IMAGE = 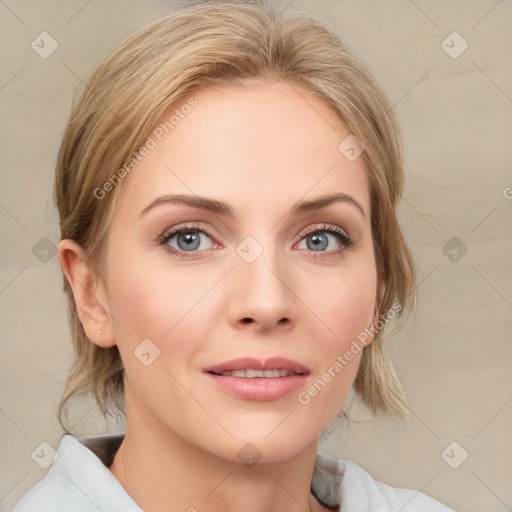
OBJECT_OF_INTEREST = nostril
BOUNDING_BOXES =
[242,318,253,323]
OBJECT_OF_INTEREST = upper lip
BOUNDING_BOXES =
[203,357,309,375]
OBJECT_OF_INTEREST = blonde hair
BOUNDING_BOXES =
[55,0,415,432]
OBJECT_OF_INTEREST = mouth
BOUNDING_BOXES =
[203,357,309,401]
[208,369,307,378]
[203,356,309,376]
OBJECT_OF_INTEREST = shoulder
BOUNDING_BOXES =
[312,453,456,511]
[12,433,140,512]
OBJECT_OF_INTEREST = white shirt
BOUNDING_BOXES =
[12,433,455,511]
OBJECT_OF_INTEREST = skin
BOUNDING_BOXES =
[59,80,383,512]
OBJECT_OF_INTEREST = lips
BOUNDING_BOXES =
[203,357,309,377]
[203,357,310,401]
[216,369,297,378]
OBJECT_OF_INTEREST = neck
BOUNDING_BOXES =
[108,387,332,512]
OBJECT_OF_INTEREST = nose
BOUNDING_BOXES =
[226,244,298,333]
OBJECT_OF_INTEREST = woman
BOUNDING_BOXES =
[13,1,454,510]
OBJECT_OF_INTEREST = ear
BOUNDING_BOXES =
[57,239,116,348]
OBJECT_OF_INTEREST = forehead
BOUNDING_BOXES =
[117,81,370,218]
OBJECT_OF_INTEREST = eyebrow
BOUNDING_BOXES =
[140,192,366,219]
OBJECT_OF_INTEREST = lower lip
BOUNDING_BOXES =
[204,372,308,401]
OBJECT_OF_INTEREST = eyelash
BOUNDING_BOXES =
[157,223,354,260]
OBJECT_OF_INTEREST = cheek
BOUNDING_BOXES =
[311,263,377,346]
[330,284,375,345]
[103,248,217,403]
[104,246,222,354]
[296,262,376,414]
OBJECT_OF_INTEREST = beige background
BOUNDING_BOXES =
[1,1,511,511]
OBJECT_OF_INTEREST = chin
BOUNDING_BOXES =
[206,422,319,466]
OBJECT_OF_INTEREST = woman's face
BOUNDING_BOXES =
[100,81,379,462]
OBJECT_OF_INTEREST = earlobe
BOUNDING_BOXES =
[57,239,116,348]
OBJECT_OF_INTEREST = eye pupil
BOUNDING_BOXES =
[178,231,200,251]
[307,233,328,251]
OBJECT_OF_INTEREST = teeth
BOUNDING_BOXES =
[219,369,295,378]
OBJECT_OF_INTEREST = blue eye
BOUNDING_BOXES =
[158,223,353,259]
[297,225,353,254]
[160,225,217,257]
